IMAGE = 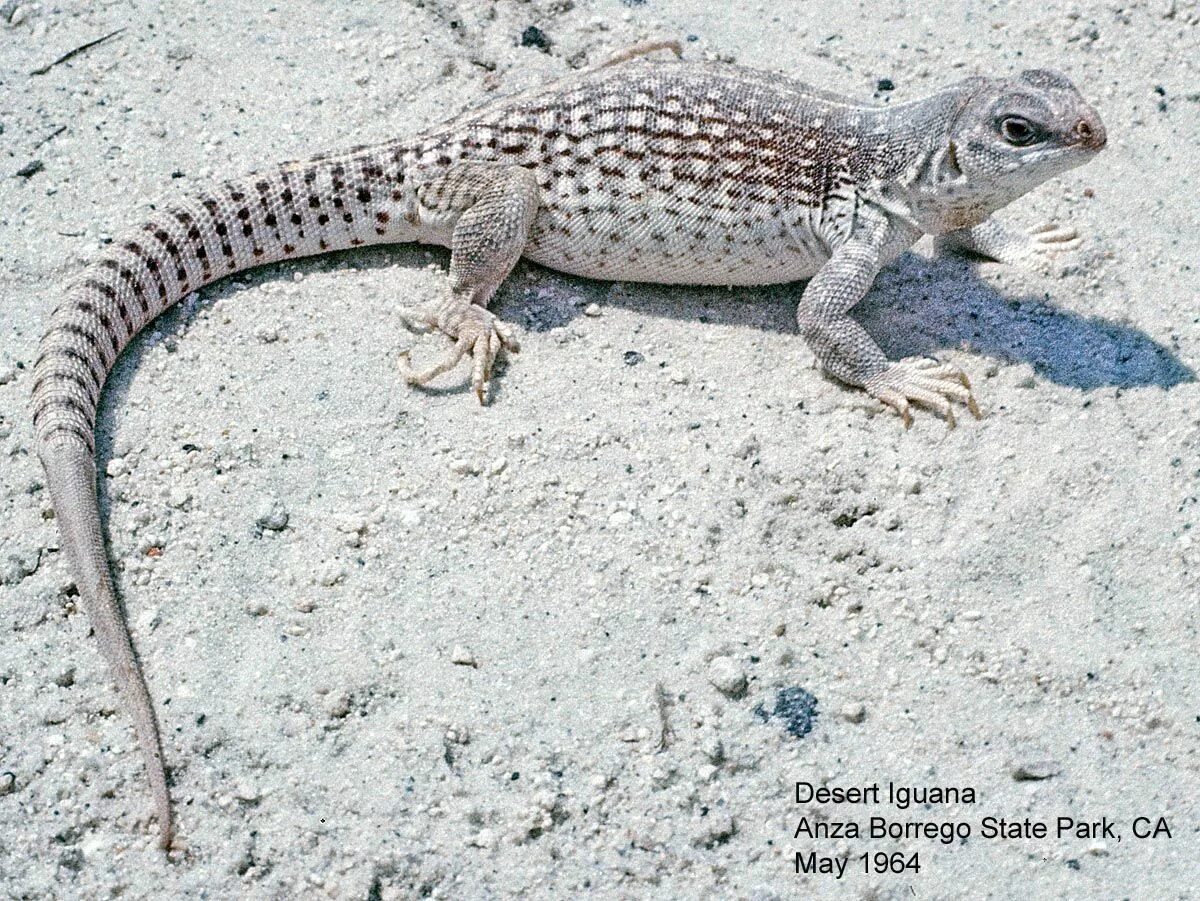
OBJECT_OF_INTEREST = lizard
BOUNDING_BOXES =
[29,50,1106,848]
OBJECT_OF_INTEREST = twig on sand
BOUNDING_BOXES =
[33,125,67,149]
[30,27,126,76]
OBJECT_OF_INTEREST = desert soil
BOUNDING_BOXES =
[1,0,1197,898]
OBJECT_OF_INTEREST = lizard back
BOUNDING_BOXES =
[408,60,894,285]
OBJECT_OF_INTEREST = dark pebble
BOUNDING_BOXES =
[521,26,551,53]
[754,686,819,738]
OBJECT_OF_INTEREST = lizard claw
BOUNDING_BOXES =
[399,301,518,404]
[865,358,981,428]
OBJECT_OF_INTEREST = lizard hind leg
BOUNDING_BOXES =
[399,164,539,403]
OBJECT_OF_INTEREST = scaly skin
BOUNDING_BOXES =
[30,53,1106,848]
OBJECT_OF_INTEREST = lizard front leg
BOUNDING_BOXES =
[938,217,1081,267]
[797,237,980,427]
[400,164,539,403]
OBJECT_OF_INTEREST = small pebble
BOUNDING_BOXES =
[233,781,261,803]
[317,562,346,586]
[839,702,866,724]
[469,828,497,848]
[325,692,352,718]
[449,459,481,476]
[607,509,634,528]
[520,25,550,52]
[450,645,477,667]
[583,303,602,317]
[707,656,747,696]
[255,498,289,532]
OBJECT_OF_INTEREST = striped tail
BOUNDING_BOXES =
[30,140,416,847]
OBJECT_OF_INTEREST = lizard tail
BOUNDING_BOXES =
[39,439,173,849]
[30,140,415,847]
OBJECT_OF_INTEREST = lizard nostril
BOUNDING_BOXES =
[1075,116,1106,150]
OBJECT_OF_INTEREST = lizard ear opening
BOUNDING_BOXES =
[945,140,963,177]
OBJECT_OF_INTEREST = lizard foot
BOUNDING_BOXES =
[864,358,981,428]
[398,300,519,403]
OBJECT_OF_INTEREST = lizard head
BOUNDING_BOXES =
[944,69,1106,202]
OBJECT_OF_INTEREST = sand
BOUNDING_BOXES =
[1,0,1197,897]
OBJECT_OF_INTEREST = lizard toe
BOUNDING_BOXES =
[866,359,981,427]
[401,302,516,403]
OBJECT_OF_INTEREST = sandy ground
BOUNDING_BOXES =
[1,0,1198,898]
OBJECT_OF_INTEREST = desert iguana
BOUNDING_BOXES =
[30,49,1106,847]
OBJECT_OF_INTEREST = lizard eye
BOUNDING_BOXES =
[999,116,1039,146]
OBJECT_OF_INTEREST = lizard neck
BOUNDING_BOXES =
[857,86,1005,235]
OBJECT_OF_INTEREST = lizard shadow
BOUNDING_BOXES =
[93,241,1194,461]
[860,252,1193,391]
[535,248,1193,392]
